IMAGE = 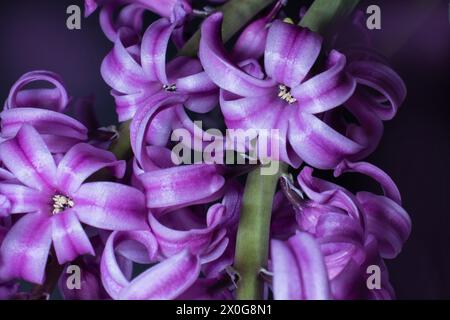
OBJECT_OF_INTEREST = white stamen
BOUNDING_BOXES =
[278,85,297,104]
[163,84,177,92]
[52,195,75,215]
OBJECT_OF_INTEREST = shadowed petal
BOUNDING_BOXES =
[334,160,402,205]
[347,60,406,121]
[357,192,411,259]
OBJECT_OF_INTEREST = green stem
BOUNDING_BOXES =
[299,0,360,34]
[233,0,361,300]
[110,120,132,160]
[234,161,287,300]
[180,0,275,57]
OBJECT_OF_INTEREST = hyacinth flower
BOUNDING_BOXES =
[269,161,411,299]
[1,71,89,153]
[131,146,242,265]
[101,18,218,154]
[200,13,360,169]
[0,125,147,284]
[101,187,241,300]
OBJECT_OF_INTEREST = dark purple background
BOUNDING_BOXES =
[0,0,449,299]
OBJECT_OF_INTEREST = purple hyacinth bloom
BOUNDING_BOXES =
[270,161,411,300]
[200,13,359,169]
[0,125,147,284]
[101,18,218,157]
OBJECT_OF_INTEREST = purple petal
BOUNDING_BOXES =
[140,164,225,209]
[118,250,200,300]
[4,70,69,112]
[115,230,159,264]
[73,182,147,231]
[342,92,384,160]
[288,112,363,169]
[51,210,95,264]
[271,232,331,300]
[57,143,125,194]
[0,213,52,284]
[101,231,133,299]
[0,183,48,214]
[1,108,88,149]
[137,0,192,22]
[141,18,176,84]
[334,160,402,204]
[199,13,276,97]
[148,203,226,258]
[0,124,56,191]
[292,50,356,114]
[357,192,411,259]
[347,60,406,121]
[99,3,145,42]
[101,28,151,94]
[265,20,322,88]
[130,94,184,164]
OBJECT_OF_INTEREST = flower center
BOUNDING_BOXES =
[163,84,177,92]
[278,85,297,104]
[52,194,74,215]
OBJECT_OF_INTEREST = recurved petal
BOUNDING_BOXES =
[74,182,147,231]
[1,108,88,143]
[51,210,95,264]
[199,13,275,97]
[118,250,200,300]
[292,50,356,114]
[0,213,52,284]
[271,232,331,300]
[265,20,322,88]
[101,28,150,94]
[288,112,363,169]
[357,192,411,259]
[140,164,225,209]
[141,18,175,84]
[56,143,125,194]
[347,60,407,121]
[148,203,226,258]
[4,70,69,112]
[0,124,56,191]
[334,160,402,205]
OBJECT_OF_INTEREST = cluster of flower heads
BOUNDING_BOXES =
[0,0,410,299]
